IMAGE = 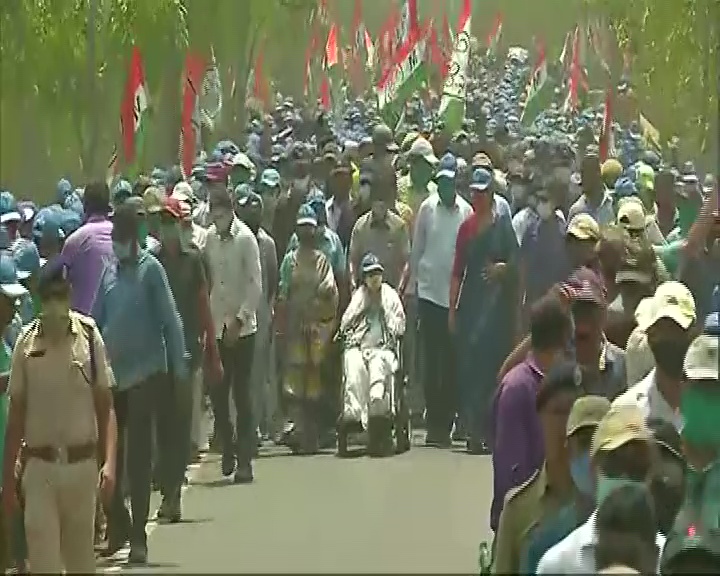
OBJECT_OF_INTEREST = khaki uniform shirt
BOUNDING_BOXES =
[349,210,410,289]
[8,312,114,448]
[493,465,570,575]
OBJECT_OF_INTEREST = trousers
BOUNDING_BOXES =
[23,458,97,574]
[210,334,256,464]
[418,298,456,439]
[342,347,396,429]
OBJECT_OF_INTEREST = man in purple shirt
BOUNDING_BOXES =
[61,181,114,315]
[490,293,572,532]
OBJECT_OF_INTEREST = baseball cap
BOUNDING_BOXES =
[0,252,28,299]
[260,168,281,188]
[17,201,37,224]
[635,162,655,192]
[231,152,255,173]
[296,203,317,226]
[407,137,438,165]
[162,196,188,220]
[0,191,21,224]
[591,404,652,457]
[617,198,646,231]
[237,191,263,210]
[361,252,384,275]
[372,123,399,152]
[142,186,165,214]
[638,281,696,331]
[472,152,494,170]
[469,168,493,192]
[566,395,612,437]
[12,239,45,280]
[171,181,195,204]
[567,213,601,241]
[684,334,719,381]
[436,153,458,180]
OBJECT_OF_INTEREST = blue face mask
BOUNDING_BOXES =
[595,473,647,507]
[112,240,133,261]
[570,452,594,497]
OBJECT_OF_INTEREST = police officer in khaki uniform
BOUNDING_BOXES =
[1,260,117,574]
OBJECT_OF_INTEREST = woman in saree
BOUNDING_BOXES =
[449,167,519,455]
[276,203,339,454]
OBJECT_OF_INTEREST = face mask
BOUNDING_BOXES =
[537,200,554,220]
[293,176,310,194]
[297,228,315,247]
[137,221,149,248]
[681,386,720,446]
[365,274,383,291]
[371,201,387,220]
[112,240,133,261]
[179,226,194,250]
[40,297,70,329]
[437,180,456,206]
[160,222,180,244]
[596,473,648,507]
[510,184,526,205]
[649,338,690,379]
[570,451,594,497]
[211,210,233,232]
[359,183,371,202]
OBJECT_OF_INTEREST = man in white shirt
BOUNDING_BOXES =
[404,153,472,447]
[614,281,697,431]
[204,181,263,484]
[537,404,665,574]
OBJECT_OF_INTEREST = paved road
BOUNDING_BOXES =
[102,434,493,574]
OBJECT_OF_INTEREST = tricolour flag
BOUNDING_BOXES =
[437,0,472,133]
[200,46,222,132]
[120,46,148,173]
[485,12,503,59]
[377,24,428,127]
[520,41,553,127]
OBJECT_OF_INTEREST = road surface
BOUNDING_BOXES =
[101,434,493,574]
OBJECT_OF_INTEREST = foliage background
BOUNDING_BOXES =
[0,0,716,202]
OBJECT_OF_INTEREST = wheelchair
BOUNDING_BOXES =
[336,335,412,457]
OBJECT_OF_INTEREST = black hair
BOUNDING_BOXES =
[596,484,659,574]
[111,202,140,238]
[529,293,571,352]
[83,181,110,216]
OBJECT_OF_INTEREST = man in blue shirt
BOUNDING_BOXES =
[93,202,187,565]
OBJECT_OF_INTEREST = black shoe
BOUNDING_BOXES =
[233,461,254,484]
[221,452,236,476]
[157,495,181,523]
[128,541,148,565]
[104,514,131,556]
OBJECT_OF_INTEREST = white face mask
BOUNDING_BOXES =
[359,183,371,201]
[537,200,554,220]
[293,176,310,193]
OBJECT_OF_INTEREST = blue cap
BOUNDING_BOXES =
[361,252,384,275]
[33,206,66,241]
[12,239,45,279]
[469,168,493,191]
[614,176,638,198]
[233,183,253,201]
[56,178,73,203]
[436,152,458,180]
[296,203,317,226]
[0,252,28,299]
[214,140,240,157]
[0,190,21,224]
[260,168,281,188]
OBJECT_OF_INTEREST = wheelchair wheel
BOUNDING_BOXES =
[336,425,350,458]
[394,377,412,454]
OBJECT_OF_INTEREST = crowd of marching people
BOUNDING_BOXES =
[0,45,717,574]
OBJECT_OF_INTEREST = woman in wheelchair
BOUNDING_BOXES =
[276,204,339,454]
[337,253,405,454]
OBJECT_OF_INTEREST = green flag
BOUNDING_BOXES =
[377,36,427,127]
[438,0,472,134]
[520,50,553,127]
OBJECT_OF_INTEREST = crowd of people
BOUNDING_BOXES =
[0,45,717,574]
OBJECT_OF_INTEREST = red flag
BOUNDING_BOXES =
[120,46,146,166]
[179,53,205,179]
[377,6,399,75]
[325,23,339,69]
[319,76,331,111]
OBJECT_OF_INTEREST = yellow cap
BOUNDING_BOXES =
[567,213,601,241]
[636,162,655,192]
[616,197,646,231]
[591,404,651,457]
[142,186,165,214]
[566,395,612,437]
[638,281,697,331]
